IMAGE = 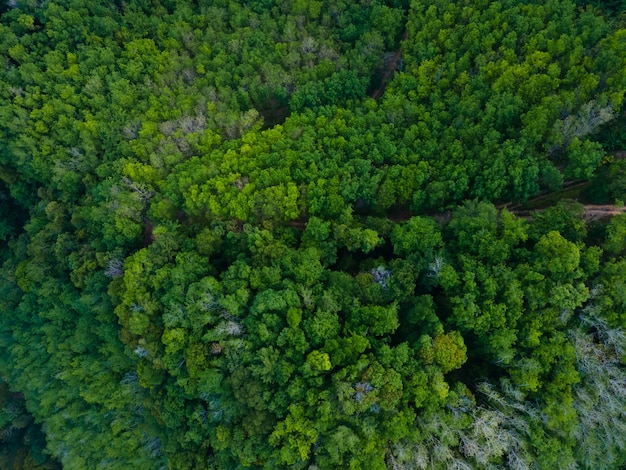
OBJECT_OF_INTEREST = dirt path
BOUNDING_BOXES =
[496,180,588,211]
[575,204,626,221]
[510,204,626,221]
[370,50,404,100]
[369,33,408,101]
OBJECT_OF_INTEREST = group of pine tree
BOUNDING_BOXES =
[1,0,626,468]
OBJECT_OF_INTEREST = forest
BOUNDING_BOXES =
[1,0,626,468]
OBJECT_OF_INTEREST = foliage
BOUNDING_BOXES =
[0,0,625,468]
[0,379,60,470]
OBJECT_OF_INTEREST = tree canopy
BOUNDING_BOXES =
[1,0,626,468]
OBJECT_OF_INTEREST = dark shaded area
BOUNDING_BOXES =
[0,181,28,242]
[0,380,60,470]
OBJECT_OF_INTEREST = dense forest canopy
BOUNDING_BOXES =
[1,0,626,468]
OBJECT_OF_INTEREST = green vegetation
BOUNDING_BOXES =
[1,0,626,468]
